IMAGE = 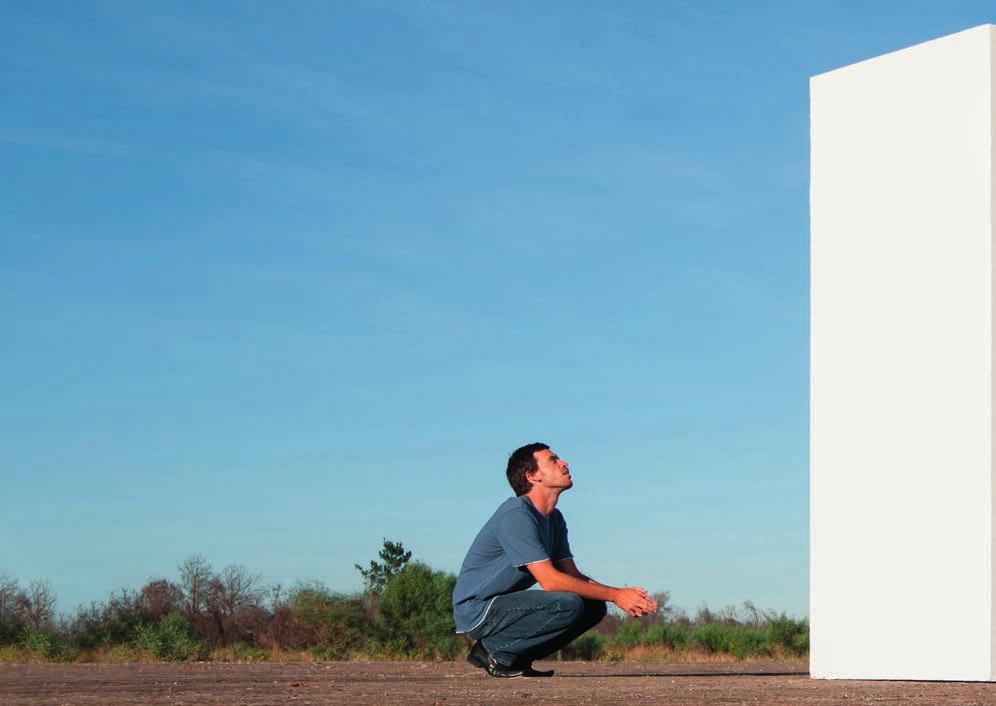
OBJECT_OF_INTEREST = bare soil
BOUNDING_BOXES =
[1,659,994,705]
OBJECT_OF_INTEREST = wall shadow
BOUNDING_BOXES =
[571,671,810,678]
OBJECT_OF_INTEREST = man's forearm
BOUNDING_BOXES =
[538,569,618,602]
[531,560,657,616]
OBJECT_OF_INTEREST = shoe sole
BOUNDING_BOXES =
[485,667,524,678]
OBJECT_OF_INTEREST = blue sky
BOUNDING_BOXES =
[2,1,992,619]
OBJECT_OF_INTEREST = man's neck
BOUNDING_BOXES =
[523,487,560,517]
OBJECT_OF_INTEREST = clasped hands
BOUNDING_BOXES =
[613,586,658,618]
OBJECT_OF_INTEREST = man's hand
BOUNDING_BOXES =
[527,560,659,617]
[612,586,658,618]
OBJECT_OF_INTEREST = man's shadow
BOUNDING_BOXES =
[571,670,810,678]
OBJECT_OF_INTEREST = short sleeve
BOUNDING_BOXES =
[552,510,573,562]
[495,509,551,567]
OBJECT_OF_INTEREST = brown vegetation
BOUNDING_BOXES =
[0,543,808,665]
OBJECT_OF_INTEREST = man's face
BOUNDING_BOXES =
[527,448,573,492]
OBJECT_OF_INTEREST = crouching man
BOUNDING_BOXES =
[452,442,658,678]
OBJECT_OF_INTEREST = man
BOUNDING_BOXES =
[452,442,658,678]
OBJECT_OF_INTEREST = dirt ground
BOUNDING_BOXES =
[1,659,994,705]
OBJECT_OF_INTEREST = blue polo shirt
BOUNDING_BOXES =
[452,496,573,633]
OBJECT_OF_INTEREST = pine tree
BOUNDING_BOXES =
[355,539,412,595]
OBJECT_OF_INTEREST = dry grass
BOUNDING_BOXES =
[85,645,157,663]
[0,644,809,665]
[0,646,29,663]
[610,645,745,663]
[2,646,810,665]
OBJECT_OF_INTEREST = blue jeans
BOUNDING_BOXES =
[467,591,607,667]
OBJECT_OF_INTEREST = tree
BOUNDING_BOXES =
[178,555,213,618]
[355,539,412,595]
[14,580,56,630]
[0,576,21,642]
[204,564,262,645]
[209,565,261,617]
[140,579,184,622]
[0,576,18,625]
[638,591,673,627]
[65,588,147,649]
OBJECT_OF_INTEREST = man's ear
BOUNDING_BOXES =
[524,469,539,487]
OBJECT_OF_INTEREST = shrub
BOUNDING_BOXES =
[0,619,19,646]
[0,645,24,663]
[375,563,461,659]
[20,628,57,658]
[766,614,809,657]
[290,585,370,660]
[99,644,145,663]
[644,622,690,650]
[724,626,769,659]
[212,642,269,662]
[133,613,207,662]
[688,622,772,660]
[66,588,153,651]
[614,619,644,649]
[791,629,809,655]
[0,557,812,663]
[560,632,605,660]
[689,622,725,654]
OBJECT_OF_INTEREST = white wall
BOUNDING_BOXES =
[810,25,995,681]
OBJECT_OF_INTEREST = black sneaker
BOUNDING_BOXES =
[484,655,525,678]
[466,640,488,669]
[483,656,555,678]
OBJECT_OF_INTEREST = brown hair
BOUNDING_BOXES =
[506,442,550,496]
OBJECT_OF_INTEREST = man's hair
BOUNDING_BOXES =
[506,442,550,496]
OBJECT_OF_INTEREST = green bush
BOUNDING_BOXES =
[0,620,20,646]
[614,619,644,649]
[0,645,24,663]
[644,622,690,650]
[133,613,207,662]
[689,622,725,654]
[223,642,269,662]
[291,586,369,660]
[561,632,605,660]
[133,622,159,653]
[67,590,151,651]
[725,626,769,659]
[376,562,461,659]
[765,615,809,657]
[21,629,55,658]
[687,622,773,659]
[102,644,144,662]
[791,630,809,655]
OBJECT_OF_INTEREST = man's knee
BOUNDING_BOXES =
[552,595,605,619]
[556,592,585,615]
[557,595,606,631]
[586,599,607,621]
[543,594,605,629]
[581,599,607,628]
[542,592,585,624]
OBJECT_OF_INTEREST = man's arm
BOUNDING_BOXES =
[555,557,592,582]
[526,559,657,617]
